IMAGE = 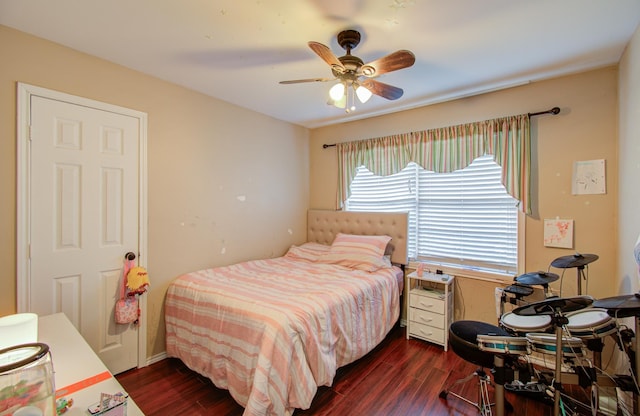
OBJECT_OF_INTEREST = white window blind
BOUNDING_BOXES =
[345,155,518,274]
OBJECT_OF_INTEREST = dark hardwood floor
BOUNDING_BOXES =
[117,325,597,415]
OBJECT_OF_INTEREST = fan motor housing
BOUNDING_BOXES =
[337,30,361,51]
[334,55,363,78]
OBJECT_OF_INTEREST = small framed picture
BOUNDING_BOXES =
[544,219,574,249]
[572,159,606,195]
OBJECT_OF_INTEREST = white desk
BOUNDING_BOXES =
[38,313,143,415]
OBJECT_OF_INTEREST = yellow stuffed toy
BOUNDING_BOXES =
[126,266,150,295]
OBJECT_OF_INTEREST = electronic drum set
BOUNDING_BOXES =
[440,253,640,416]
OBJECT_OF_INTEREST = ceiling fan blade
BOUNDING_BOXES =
[360,50,415,77]
[308,41,345,73]
[360,79,404,100]
[279,77,334,84]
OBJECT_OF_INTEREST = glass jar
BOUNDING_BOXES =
[0,343,55,416]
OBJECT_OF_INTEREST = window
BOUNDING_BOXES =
[345,155,519,275]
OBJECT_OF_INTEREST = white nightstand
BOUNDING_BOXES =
[406,271,454,351]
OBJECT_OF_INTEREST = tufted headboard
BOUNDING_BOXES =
[307,210,409,265]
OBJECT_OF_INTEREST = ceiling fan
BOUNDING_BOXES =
[279,30,415,111]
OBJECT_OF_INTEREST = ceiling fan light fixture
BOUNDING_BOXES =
[329,82,346,101]
[329,94,346,109]
[355,85,372,103]
[280,30,415,112]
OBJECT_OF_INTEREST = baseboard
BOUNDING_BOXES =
[144,351,167,367]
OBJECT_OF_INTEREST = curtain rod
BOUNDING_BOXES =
[322,106,561,149]
[528,106,560,117]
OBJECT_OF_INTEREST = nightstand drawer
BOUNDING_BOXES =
[409,308,445,329]
[408,322,446,344]
[409,293,445,314]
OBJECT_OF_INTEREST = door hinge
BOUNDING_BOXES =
[28,124,33,141]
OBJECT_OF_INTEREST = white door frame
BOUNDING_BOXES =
[16,82,148,369]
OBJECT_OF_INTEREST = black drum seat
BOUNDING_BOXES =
[449,320,510,368]
[441,320,513,415]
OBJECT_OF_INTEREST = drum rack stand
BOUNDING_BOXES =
[517,315,640,415]
[440,366,496,415]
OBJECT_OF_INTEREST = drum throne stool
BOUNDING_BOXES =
[440,320,513,416]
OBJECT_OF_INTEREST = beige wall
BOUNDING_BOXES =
[618,23,640,295]
[0,25,310,357]
[310,68,619,323]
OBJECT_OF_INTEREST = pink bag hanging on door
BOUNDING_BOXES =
[115,258,139,324]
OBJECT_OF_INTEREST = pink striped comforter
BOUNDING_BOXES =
[165,256,400,416]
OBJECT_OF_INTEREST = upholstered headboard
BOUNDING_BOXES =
[307,210,409,265]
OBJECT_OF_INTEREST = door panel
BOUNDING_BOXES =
[29,94,140,374]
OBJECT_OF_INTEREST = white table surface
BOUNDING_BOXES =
[38,313,144,415]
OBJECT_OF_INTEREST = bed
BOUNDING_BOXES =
[165,209,408,416]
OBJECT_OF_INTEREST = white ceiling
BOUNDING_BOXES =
[2,0,639,128]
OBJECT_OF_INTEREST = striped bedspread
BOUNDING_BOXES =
[165,256,400,416]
